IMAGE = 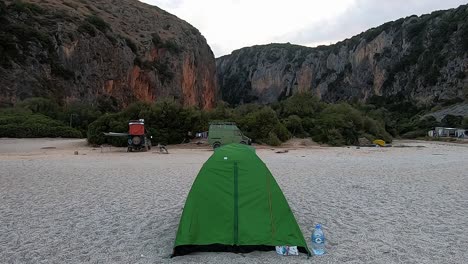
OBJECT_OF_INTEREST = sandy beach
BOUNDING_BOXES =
[1,138,467,264]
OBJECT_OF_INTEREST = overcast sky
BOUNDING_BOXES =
[140,0,467,57]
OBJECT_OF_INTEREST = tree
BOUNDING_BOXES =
[441,114,463,128]
[276,92,324,118]
[462,116,468,129]
[283,115,305,137]
[97,95,119,113]
[236,106,289,144]
[17,97,60,119]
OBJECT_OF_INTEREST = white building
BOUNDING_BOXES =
[428,127,467,138]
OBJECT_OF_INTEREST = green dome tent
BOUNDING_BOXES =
[172,144,310,256]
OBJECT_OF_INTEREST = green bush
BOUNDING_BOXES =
[6,98,103,137]
[87,113,128,146]
[0,111,82,138]
[151,33,162,46]
[322,128,345,146]
[50,62,75,79]
[441,114,463,127]
[96,95,120,113]
[59,102,102,136]
[3,24,51,50]
[283,115,305,137]
[401,129,428,139]
[275,92,325,118]
[85,15,110,32]
[16,97,60,119]
[463,116,468,129]
[124,37,138,53]
[10,0,44,15]
[235,106,289,144]
[306,103,392,145]
[78,23,96,37]
[163,40,183,53]
[6,95,399,146]
[265,132,281,146]
[87,99,205,146]
[151,32,183,54]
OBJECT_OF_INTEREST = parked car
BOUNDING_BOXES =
[208,122,251,149]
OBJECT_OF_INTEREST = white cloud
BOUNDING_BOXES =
[140,0,467,57]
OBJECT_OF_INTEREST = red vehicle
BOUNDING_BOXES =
[127,119,152,152]
[104,119,152,152]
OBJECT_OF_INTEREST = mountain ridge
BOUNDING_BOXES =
[216,4,468,106]
[0,0,217,109]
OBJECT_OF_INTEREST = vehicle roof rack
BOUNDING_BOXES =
[209,121,237,125]
[129,119,144,124]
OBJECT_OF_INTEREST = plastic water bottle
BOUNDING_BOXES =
[312,224,325,255]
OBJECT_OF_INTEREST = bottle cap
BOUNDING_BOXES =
[315,224,321,229]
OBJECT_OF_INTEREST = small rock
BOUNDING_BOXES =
[74,151,79,155]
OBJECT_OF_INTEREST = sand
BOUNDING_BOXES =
[1,138,467,263]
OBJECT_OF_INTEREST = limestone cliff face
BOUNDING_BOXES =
[217,5,468,105]
[0,0,217,109]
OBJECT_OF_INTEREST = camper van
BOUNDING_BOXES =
[208,122,251,149]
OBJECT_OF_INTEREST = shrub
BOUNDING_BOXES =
[325,128,345,146]
[463,116,468,129]
[401,129,428,139]
[265,132,281,146]
[87,99,204,146]
[10,0,44,15]
[50,62,75,80]
[3,24,51,49]
[106,34,117,45]
[124,37,138,53]
[235,106,287,144]
[307,103,392,145]
[275,93,324,118]
[151,33,183,54]
[16,97,60,119]
[441,114,463,127]
[153,61,174,83]
[283,115,305,137]
[96,95,119,113]
[59,102,102,136]
[85,15,110,32]
[0,111,82,138]
[207,101,234,121]
[87,113,127,146]
[78,23,96,37]
[163,40,183,53]
[151,33,162,46]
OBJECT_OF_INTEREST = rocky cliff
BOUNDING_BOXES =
[217,5,468,105]
[0,0,217,109]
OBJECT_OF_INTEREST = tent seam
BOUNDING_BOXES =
[267,171,276,242]
[233,162,239,245]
